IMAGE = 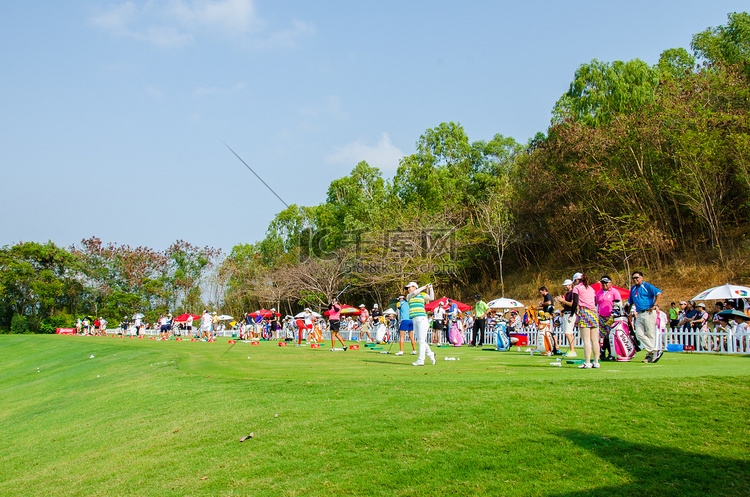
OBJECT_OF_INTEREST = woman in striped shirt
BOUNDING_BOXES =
[405,281,436,366]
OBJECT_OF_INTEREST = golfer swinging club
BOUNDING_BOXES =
[405,281,436,366]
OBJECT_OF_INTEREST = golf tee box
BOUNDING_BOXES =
[310,344,320,348]
[364,343,376,348]
[176,338,182,341]
[278,342,287,347]
[684,345,696,351]
[666,344,683,352]
[191,338,198,342]
[251,341,260,346]
[227,340,236,344]
[349,344,360,350]
[149,337,156,340]
[208,339,216,342]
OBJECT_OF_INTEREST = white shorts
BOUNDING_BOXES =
[562,313,575,335]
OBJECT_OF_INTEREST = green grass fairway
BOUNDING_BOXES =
[1,335,749,496]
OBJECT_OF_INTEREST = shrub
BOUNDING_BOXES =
[11,315,31,334]
[39,313,74,334]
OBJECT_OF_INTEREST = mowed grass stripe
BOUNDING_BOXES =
[1,335,748,496]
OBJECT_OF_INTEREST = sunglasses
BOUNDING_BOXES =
[632,276,642,280]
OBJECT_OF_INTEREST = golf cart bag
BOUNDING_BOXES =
[374,321,387,342]
[261,323,273,340]
[494,321,511,351]
[535,314,558,356]
[449,321,464,346]
[609,313,637,362]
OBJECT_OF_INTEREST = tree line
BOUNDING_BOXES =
[2,13,749,331]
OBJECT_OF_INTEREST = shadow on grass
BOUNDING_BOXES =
[553,430,749,496]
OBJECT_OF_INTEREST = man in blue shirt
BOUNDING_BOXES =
[628,271,663,363]
[395,295,417,356]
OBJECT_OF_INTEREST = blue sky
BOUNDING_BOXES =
[1,1,746,254]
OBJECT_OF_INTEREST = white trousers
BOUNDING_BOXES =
[634,309,657,353]
[413,315,432,363]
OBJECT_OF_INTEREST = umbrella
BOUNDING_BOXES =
[382,308,397,316]
[425,297,472,312]
[692,284,750,301]
[590,282,630,301]
[216,315,234,321]
[173,313,201,323]
[250,309,279,318]
[487,297,525,310]
[339,305,362,315]
[324,304,360,316]
[717,309,750,320]
[132,313,145,319]
[295,311,321,318]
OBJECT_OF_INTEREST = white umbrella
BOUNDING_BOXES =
[295,311,321,318]
[132,313,145,319]
[216,315,234,321]
[382,308,397,316]
[487,297,525,309]
[692,284,750,301]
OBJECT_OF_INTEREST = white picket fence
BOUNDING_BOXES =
[107,322,750,355]
[477,324,750,355]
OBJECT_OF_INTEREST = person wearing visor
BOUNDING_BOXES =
[595,276,621,361]
[555,279,577,357]
[627,271,663,363]
[405,281,436,366]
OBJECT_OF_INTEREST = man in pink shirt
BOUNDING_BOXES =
[595,276,621,361]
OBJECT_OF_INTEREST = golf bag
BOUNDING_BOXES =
[609,314,637,361]
[261,323,273,340]
[494,321,510,351]
[449,321,464,346]
[535,316,558,356]
[374,322,387,342]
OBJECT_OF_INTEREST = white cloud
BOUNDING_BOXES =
[191,82,245,97]
[325,133,404,173]
[166,0,258,35]
[248,20,315,50]
[299,95,347,121]
[89,1,313,49]
[146,86,165,100]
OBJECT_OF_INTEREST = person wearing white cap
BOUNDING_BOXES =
[555,279,577,357]
[200,310,211,341]
[358,304,372,342]
[405,281,436,366]
[303,308,317,343]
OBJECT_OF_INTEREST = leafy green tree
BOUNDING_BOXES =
[164,240,219,311]
[657,48,696,79]
[553,59,660,126]
[0,241,76,332]
[692,12,750,75]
